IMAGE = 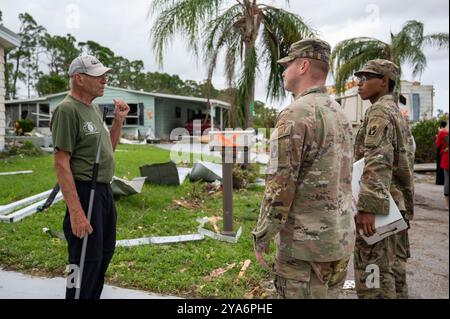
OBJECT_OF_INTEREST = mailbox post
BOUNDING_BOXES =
[209,131,254,237]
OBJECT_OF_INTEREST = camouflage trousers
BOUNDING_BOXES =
[354,228,410,299]
[273,256,350,299]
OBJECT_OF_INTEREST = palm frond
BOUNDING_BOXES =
[204,4,243,78]
[202,4,243,100]
[259,7,316,100]
[150,0,223,66]
[394,20,424,48]
[334,48,385,93]
[423,33,449,49]
[331,37,388,92]
[392,21,447,79]
[410,50,427,78]
[330,37,389,74]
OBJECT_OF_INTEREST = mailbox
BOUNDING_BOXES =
[208,130,255,236]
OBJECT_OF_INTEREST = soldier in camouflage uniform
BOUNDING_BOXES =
[353,59,415,299]
[252,38,355,299]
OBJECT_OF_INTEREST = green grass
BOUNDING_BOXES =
[0,144,272,298]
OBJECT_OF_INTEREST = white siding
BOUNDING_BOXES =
[155,98,205,140]
[400,81,434,120]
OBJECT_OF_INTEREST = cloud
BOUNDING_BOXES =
[1,0,448,113]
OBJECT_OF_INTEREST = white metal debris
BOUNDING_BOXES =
[0,192,63,223]
[189,160,222,182]
[177,167,192,184]
[196,217,242,244]
[116,233,205,247]
[111,176,147,196]
[119,138,146,145]
[0,170,33,176]
[40,147,54,153]
[343,280,355,290]
[0,189,54,215]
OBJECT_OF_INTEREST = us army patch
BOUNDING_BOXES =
[368,125,378,136]
[364,117,390,147]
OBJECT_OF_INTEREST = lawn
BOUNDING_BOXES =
[0,144,273,298]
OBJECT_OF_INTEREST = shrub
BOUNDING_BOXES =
[15,119,35,135]
[411,117,445,164]
[232,164,257,189]
[0,141,43,159]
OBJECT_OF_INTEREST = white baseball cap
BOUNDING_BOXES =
[68,55,112,77]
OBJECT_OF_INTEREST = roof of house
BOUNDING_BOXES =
[0,25,21,49]
[6,86,230,108]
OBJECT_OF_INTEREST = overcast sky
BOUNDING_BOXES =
[1,0,449,113]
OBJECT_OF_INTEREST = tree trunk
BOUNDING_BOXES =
[12,53,20,99]
[4,50,10,99]
[27,57,31,98]
[242,2,260,129]
[243,41,255,129]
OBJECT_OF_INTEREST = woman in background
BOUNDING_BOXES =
[436,120,449,209]
[436,120,447,185]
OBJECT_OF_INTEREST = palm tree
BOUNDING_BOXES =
[330,20,448,96]
[150,0,316,128]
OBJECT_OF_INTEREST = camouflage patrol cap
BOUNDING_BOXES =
[277,38,331,65]
[354,59,400,81]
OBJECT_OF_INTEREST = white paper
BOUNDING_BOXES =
[352,158,408,244]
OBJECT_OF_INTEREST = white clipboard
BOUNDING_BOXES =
[352,158,408,245]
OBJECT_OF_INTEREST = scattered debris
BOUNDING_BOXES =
[0,170,33,176]
[190,160,222,182]
[119,138,146,145]
[237,260,252,279]
[197,217,243,244]
[111,176,146,196]
[116,233,204,247]
[203,180,222,195]
[208,215,223,234]
[37,184,60,212]
[145,128,161,144]
[140,161,181,186]
[172,199,199,210]
[116,215,242,248]
[0,191,63,223]
[42,227,65,240]
[203,263,236,282]
[177,167,192,184]
[343,280,355,290]
[40,147,54,153]
[0,189,54,216]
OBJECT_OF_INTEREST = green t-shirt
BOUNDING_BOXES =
[51,95,115,183]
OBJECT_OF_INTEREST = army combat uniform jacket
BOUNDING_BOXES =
[253,86,355,263]
[354,94,415,220]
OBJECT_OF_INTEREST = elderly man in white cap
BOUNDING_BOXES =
[51,55,129,299]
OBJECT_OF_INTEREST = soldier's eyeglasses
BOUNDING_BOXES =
[354,74,384,83]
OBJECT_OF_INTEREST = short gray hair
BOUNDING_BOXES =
[69,76,75,89]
